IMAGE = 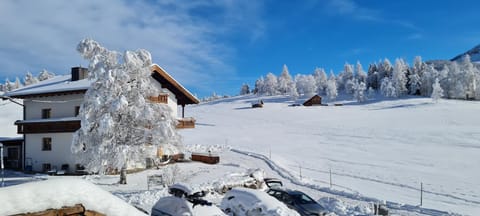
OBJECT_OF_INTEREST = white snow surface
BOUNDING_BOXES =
[180,94,480,215]
[0,178,145,216]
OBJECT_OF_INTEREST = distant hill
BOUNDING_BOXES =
[451,44,480,62]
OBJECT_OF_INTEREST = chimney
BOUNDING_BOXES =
[71,67,88,81]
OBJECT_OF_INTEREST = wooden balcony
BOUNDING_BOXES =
[15,120,81,134]
[176,117,195,129]
[148,93,168,104]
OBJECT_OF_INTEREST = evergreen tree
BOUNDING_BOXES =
[278,64,294,95]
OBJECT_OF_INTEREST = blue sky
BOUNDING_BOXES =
[1,0,479,98]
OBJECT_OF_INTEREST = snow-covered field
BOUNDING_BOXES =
[1,94,479,215]
[180,95,480,215]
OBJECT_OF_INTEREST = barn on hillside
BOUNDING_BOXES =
[303,95,322,106]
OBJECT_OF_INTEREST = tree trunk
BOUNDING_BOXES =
[119,165,127,184]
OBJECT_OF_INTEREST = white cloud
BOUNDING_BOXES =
[0,0,265,95]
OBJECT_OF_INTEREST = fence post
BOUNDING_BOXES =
[329,168,332,189]
[299,164,302,181]
[420,182,423,206]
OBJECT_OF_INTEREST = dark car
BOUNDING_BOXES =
[267,188,327,216]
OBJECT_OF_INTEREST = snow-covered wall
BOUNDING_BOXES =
[24,94,84,120]
[25,133,76,172]
[149,76,178,118]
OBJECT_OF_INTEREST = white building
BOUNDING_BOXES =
[2,65,199,173]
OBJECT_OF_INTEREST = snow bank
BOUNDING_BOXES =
[0,178,146,216]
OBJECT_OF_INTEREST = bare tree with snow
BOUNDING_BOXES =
[71,39,182,184]
[431,78,444,102]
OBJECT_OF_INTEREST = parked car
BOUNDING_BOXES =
[151,183,226,216]
[221,187,300,216]
[266,188,327,216]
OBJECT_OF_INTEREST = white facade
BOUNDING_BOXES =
[24,94,84,119]
[25,133,75,172]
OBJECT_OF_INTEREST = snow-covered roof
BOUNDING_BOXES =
[0,178,146,216]
[3,65,199,105]
[3,75,90,98]
[151,64,199,105]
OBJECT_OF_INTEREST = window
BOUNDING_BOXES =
[75,106,80,116]
[42,137,52,151]
[42,108,51,119]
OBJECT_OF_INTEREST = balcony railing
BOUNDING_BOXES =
[148,93,168,104]
[16,120,81,134]
[176,117,195,129]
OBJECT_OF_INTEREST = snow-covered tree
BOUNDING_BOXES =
[326,71,338,101]
[295,74,316,96]
[353,81,367,102]
[380,77,396,97]
[431,78,443,102]
[278,64,294,95]
[355,61,367,83]
[420,65,437,96]
[446,62,465,99]
[312,67,328,95]
[254,76,265,95]
[264,72,278,95]
[71,39,182,184]
[391,58,408,97]
[341,63,355,94]
[4,79,12,92]
[240,83,250,95]
[289,81,299,100]
[367,87,375,99]
[367,63,379,90]
[38,69,55,81]
[408,70,421,95]
[13,77,22,90]
[24,72,39,86]
[460,54,478,99]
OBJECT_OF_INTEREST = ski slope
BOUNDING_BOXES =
[180,95,480,215]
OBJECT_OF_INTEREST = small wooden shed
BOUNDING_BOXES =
[303,95,322,106]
